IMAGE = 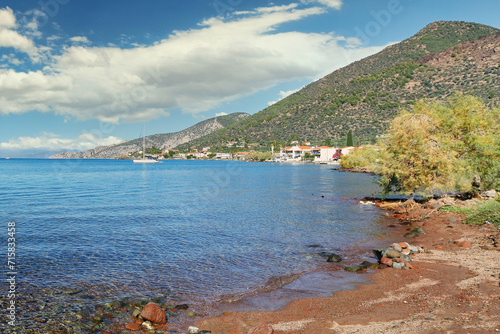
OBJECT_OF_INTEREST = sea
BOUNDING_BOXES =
[0,159,397,332]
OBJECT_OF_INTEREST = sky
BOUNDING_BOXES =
[0,0,499,158]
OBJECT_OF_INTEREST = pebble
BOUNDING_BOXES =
[188,326,200,334]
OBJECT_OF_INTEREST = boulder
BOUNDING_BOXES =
[481,189,497,199]
[383,249,402,259]
[404,227,425,238]
[390,243,403,252]
[344,265,366,272]
[248,322,274,334]
[327,253,342,263]
[380,257,393,267]
[140,302,167,324]
[392,262,405,269]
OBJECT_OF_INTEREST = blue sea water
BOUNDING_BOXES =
[0,159,391,311]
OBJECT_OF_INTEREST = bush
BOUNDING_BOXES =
[465,201,500,228]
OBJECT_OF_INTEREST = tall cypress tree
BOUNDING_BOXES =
[346,130,353,147]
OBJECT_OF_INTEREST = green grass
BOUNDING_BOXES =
[440,206,475,214]
[464,200,500,228]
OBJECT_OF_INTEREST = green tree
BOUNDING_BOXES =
[325,138,332,147]
[346,130,353,147]
[379,95,500,195]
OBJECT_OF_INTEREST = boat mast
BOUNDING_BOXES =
[142,123,146,160]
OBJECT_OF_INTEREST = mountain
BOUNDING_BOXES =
[49,112,249,159]
[178,21,500,150]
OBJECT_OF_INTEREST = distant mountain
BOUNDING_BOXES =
[50,112,249,159]
[178,21,500,150]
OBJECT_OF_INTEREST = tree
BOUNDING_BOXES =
[379,95,500,195]
[325,138,332,147]
[346,130,353,147]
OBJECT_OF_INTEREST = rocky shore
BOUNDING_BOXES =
[194,197,500,334]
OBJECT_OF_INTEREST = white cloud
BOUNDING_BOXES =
[0,7,39,60]
[0,133,122,151]
[303,0,343,9]
[268,88,303,106]
[70,36,91,44]
[216,112,228,116]
[0,2,386,124]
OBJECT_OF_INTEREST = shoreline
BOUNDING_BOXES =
[194,198,500,334]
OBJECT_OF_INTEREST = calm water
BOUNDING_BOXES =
[1,159,391,329]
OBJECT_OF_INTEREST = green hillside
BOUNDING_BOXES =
[178,21,500,151]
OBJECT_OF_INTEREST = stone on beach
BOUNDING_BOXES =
[390,243,403,252]
[248,322,274,334]
[404,227,425,238]
[140,302,167,324]
[327,253,342,262]
[126,322,141,331]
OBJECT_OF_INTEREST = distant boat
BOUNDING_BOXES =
[133,124,159,164]
[5,157,10,160]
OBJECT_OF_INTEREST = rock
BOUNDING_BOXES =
[392,262,405,269]
[390,243,403,252]
[126,323,141,331]
[132,309,141,318]
[380,257,393,267]
[436,245,446,250]
[404,227,425,238]
[141,321,154,330]
[327,253,342,263]
[405,263,414,269]
[398,242,409,249]
[378,264,389,269]
[248,322,274,334]
[187,311,197,317]
[384,249,402,259]
[140,303,167,324]
[400,253,412,262]
[188,326,200,334]
[344,265,366,272]
[401,248,411,255]
[175,304,189,310]
[409,245,420,253]
[392,257,406,264]
[448,217,459,223]
[481,189,497,199]
[360,261,376,268]
[199,331,212,334]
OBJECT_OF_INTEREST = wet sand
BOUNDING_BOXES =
[195,200,500,334]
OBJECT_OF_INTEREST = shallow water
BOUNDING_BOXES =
[0,159,392,331]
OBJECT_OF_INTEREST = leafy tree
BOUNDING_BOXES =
[346,130,353,147]
[379,95,500,195]
[247,150,273,162]
[325,138,332,147]
[207,153,216,159]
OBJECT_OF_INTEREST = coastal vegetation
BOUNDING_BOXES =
[341,95,500,196]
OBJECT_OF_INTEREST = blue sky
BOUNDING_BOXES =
[0,0,499,157]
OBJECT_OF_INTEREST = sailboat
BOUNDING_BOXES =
[133,124,160,163]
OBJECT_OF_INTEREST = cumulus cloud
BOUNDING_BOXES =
[0,2,387,124]
[216,112,228,116]
[70,36,91,44]
[0,7,39,59]
[0,133,122,151]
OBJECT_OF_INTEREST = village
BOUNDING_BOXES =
[128,142,359,164]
